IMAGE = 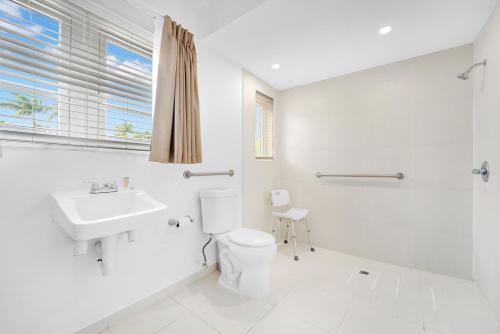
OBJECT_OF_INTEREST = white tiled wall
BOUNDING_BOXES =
[278,45,473,279]
[473,1,500,320]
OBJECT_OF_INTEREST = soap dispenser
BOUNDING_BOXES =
[123,177,130,189]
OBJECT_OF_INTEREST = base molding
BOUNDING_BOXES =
[76,264,218,334]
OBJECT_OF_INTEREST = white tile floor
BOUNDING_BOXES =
[102,244,500,334]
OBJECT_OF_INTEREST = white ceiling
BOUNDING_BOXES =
[200,0,499,90]
[182,0,270,37]
[117,0,269,38]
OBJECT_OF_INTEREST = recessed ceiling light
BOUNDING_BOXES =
[271,63,280,69]
[379,26,392,35]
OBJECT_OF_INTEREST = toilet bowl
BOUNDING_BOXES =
[200,189,277,299]
[216,228,276,298]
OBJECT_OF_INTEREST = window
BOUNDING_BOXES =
[0,0,152,150]
[255,91,273,159]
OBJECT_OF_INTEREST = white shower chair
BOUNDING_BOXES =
[270,189,315,261]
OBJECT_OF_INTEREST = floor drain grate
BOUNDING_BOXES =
[359,270,370,275]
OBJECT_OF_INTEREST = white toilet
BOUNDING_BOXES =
[200,188,276,298]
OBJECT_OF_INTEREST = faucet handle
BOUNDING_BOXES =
[472,161,490,183]
[83,181,100,193]
[103,180,118,190]
[91,182,100,192]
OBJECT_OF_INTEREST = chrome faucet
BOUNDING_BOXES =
[88,181,118,194]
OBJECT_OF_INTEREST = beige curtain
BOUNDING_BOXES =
[150,16,202,164]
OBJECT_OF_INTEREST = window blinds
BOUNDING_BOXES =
[0,0,153,150]
[255,91,273,159]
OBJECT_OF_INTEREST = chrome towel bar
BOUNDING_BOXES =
[183,170,235,179]
[315,172,405,180]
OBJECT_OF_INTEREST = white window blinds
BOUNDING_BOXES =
[0,0,153,150]
[255,91,273,159]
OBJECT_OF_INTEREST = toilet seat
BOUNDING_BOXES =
[227,228,275,248]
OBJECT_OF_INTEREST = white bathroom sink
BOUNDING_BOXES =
[52,188,167,247]
[52,188,167,275]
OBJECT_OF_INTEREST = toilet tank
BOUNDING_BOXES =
[200,188,239,234]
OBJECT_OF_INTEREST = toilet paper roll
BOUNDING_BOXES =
[177,216,193,230]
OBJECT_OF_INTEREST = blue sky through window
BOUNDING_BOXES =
[105,42,152,140]
[0,0,59,128]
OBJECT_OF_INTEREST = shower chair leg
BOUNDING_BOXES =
[290,221,298,261]
[305,219,315,252]
[284,223,289,244]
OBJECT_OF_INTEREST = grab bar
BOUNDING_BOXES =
[183,170,235,179]
[315,172,405,180]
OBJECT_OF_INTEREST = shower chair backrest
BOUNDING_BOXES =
[270,189,290,207]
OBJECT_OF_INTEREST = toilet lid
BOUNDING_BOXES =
[228,228,275,247]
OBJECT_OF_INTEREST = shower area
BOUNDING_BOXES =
[234,6,500,329]
[275,44,483,281]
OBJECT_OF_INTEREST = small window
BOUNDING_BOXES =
[255,92,273,159]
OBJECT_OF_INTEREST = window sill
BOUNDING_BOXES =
[0,140,150,155]
[0,130,150,154]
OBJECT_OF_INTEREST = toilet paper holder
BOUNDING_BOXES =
[168,215,193,227]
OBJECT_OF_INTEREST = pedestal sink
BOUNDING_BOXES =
[51,188,167,275]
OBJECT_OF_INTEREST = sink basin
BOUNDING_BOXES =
[51,188,167,275]
[52,188,167,241]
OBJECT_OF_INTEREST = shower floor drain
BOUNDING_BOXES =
[359,270,370,275]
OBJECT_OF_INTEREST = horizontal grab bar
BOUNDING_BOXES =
[315,172,405,180]
[183,170,235,179]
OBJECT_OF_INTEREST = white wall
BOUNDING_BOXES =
[242,72,280,233]
[0,47,243,334]
[473,2,500,319]
[278,45,473,279]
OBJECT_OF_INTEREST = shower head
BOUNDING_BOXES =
[457,59,487,80]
